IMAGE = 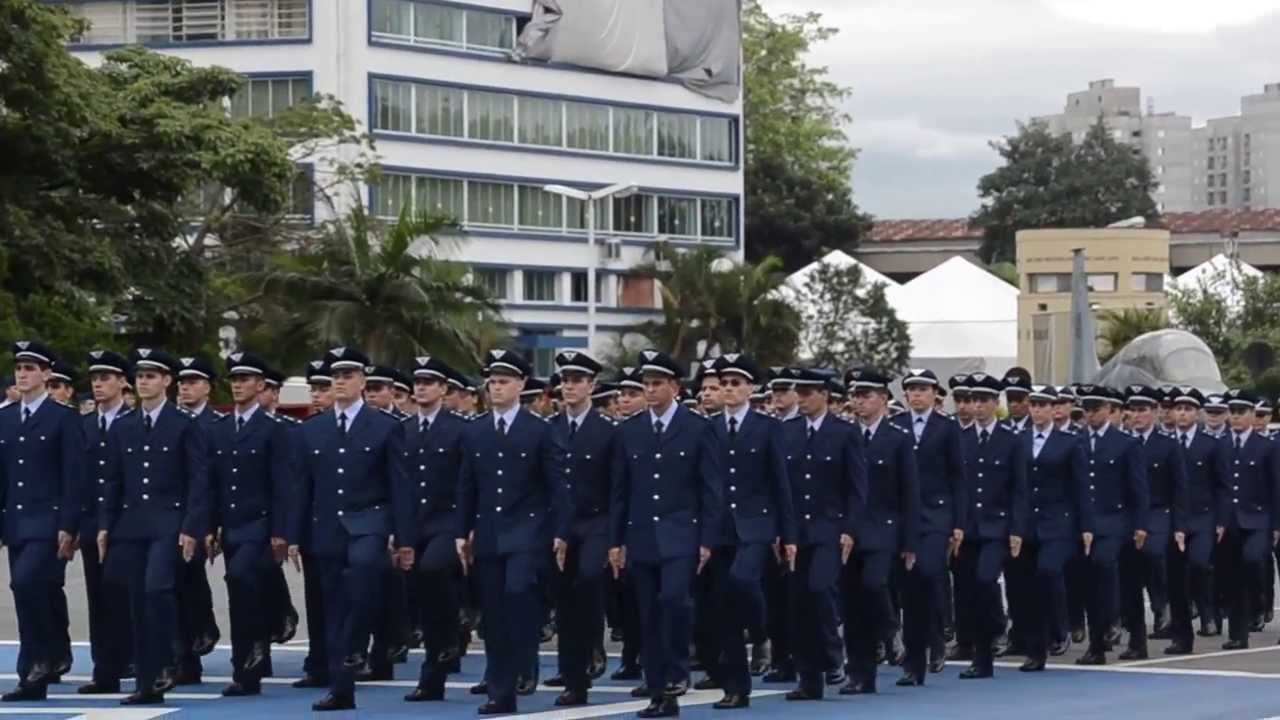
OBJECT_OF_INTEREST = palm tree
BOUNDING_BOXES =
[1097,306,1168,362]
[251,201,504,372]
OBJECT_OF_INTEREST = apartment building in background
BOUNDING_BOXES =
[59,0,745,373]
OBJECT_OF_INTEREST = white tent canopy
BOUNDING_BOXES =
[779,250,901,360]
[894,257,1019,380]
[1171,253,1261,308]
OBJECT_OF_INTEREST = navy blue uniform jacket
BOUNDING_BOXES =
[0,400,84,543]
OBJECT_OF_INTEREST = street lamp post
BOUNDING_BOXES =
[543,181,639,353]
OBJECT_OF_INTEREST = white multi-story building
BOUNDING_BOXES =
[61,0,745,374]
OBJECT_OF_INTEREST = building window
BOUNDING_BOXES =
[372,79,413,133]
[657,196,698,237]
[467,181,515,226]
[1208,175,1216,188]
[618,274,656,308]
[375,173,414,217]
[68,0,309,45]
[414,175,464,219]
[230,75,310,118]
[1029,273,1069,294]
[288,166,315,218]
[1087,274,1116,292]
[656,112,698,160]
[517,96,563,147]
[473,268,509,299]
[570,272,603,303]
[1218,191,1227,205]
[517,185,563,229]
[1219,173,1227,187]
[523,270,559,302]
[614,108,655,156]
[1207,192,1216,206]
[1207,156,1215,170]
[701,116,733,163]
[700,198,734,238]
[1131,273,1164,292]
[416,84,465,137]
[566,197,609,232]
[565,102,610,152]
[467,90,515,142]
[612,195,654,234]
[1245,187,1252,203]
[370,0,515,54]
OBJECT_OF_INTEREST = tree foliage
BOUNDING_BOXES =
[742,1,871,272]
[972,119,1159,263]
[795,261,912,374]
[1095,307,1169,363]
[1169,271,1280,387]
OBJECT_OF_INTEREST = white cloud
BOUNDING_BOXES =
[1043,0,1277,33]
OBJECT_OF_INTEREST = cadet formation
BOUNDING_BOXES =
[3,338,1280,716]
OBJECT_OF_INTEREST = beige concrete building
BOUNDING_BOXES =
[1016,228,1169,383]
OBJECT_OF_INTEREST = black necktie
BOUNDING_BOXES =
[979,429,989,446]
[729,417,738,439]
[1235,433,1243,451]
[864,428,872,445]
[807,425,816,442]
[420,418,430,434]
[653,420,663,437]
[22,407,30,424]
[99,414,107,435]
[236,415,244,433]
[143,414,153,433]
[498,417,507,436]
[1180,433,1189,449]
[337,412,347,437]
[568,420,577,439]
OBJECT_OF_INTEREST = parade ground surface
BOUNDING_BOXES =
[4,561,1280,719]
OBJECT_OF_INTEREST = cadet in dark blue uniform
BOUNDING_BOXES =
[779,369,866,701]
[697,354,795,710]
[205,352,291,696]
[256,366,301,653]
[1073,386,1150,665]
[840,368,919,695]
[954,373,1027,679]
[0,341,83,702]
[1217,389,1280,649]
[1008,385,1091,671]
[1000,368,1032,436]
[454,349,570,715]
[1118,385,1189,659]
[1166,387,1226,653]
[608,367,647,683]
[545,350,617,707]
[403,355,469,703]
[77,350,135,695]
[174,356,223,680]
[99,348,210,705]
[287,347,417,712]
[293,360,335,690]
[892,369,965,686]
[610,350,723,719]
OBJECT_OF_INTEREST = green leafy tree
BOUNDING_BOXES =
[1096,307,1169,362]
[795,261,912,373]
[250,199,504,372]
[742,1,871,272]
[973,119,1158,263]
[627,245,799,368]
[1170,272,1280,387]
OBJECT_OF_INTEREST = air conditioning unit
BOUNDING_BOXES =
[601,238,622,263]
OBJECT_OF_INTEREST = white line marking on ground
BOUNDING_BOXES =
[1122,644,1280,667]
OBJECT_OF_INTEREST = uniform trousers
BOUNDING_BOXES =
[631,556,698,697]
[902,532,949,677]
[764,555,793,673]
[368,564,410,673]
[1009,538,1074,660]
[556,530,610,694]
[1218,527,1269,643]
[105,537,180,694]
[414,533,462,693]
[176,550,216,674]
[8,541,65,679]
[1168,526,1216,648]
[1083,534,1124,653]
[787,544,840,697]
[79,529,132,683]
[474,551,545,706]
[315,533,388,696]
[708,543,770,696]
[956,538,1008,670]
[841,549,894,686]
[300,547,329,680]
[223,539,271,687]
[1120,532,1171,651]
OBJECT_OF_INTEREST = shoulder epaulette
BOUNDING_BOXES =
[177,407,196,418]
[473,412,491,421]
[213,413,232,423]
[212,409,227,419]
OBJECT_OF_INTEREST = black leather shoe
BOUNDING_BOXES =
[785,688,821,701]
[896,672,923,687]
[1118,648,1148,661]
[838,678,875,695]
[825,669,845,686]
[516,677,537,696]
[1050,636,1072,657]
[693,677,720,691]
[1075,651,1106,666]
[470,681,489,695]
[664,680,689,697]
[54,655,72,678]
[275,610,299,644]
[1252,614,1266,633]
[556,689,588,707]
[540,621,556,643]
[589,647,608,679]
[78,680,121,694]
[121,690,164,705]
[1222,639,1248,650]
[291,674,328,688]
[749,641,771,676]
[1019,658,1046,672]
[2,685,47,702]
[24,662,55,687]
[342,652,367,670]
[637,696,679,718]
[312,692,355,711]
[1150,620,1173,640]
[544,674,566,688]
[959,664,993,679]
[713,693,749,709]
[997,642,1025,658]
[944,624,956,642]
[929,653,947,674]
[1164,642,1193,655]
[613,664,643,681]
[356,665,393,682]
[611,628,625,642]
[221,682,260,697]
[404,686,445,702]
[763,668,796,683]
[1071,627,1087,644]
[154,668,177,694]
[889,636,906,665]
[946,644,974,661]
[630,684,651,698]
[1103,626,1122,649]
[387,644,410,664]
[243,642,268,674]
[193,630,220,657]
[478,700,517,715]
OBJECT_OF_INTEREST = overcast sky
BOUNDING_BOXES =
[757,0,1280,219]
